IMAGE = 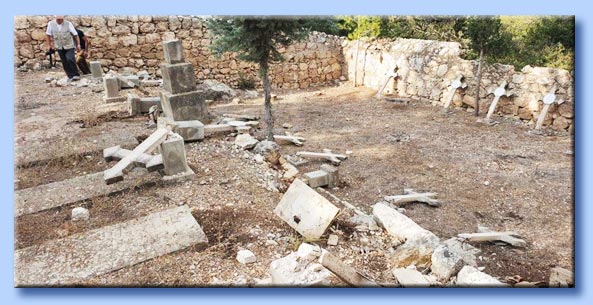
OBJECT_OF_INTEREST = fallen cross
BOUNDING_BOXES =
[103,128,170,184]
[14,205,208,287]
[274,179,340,240]
[443,74,467,109]
[319,250,380,287]
[458,230,526,248]
[375,66,398,98]
[485,80,513,122]
[296,149,347,165]
[535,84,564,130]
[384,188,441,207]
[103,145,163,172]
[274,133,306,146]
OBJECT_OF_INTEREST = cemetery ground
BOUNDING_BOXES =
[13,69,573,286]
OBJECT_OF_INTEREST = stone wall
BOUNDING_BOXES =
[14,15,345,90]
[343,38,574,130]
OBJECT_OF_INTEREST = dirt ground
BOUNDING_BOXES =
[13,69,573,287]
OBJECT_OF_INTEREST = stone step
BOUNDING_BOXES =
[15,205,208,287]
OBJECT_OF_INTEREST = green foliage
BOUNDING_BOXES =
[325,15,573,71]
[207,17,310,75]
[339,16,382,39]
[463,16,512,59]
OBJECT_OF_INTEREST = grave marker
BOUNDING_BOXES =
[535,85,564,130]
[485,80,511,121]
[443,74,467,109]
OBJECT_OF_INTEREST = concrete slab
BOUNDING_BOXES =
[14,172,159,217]
[174,120,204,142]
[161,63,196,94]
[303,170,329,188]
[14,205,208,287]
[274,179,339,240]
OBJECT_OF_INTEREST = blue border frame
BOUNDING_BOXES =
[2,1,590,304]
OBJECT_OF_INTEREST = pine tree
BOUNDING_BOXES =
[207,17,310,140]
[464,16,511,116]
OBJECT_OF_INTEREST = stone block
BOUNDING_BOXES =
[163,39,185,64]
[430,244,464,282]
[159,133,192,176]
[161,63,196,94]
[234,134,258,150]
[549,267,573,287]
[103,76,120,98]
[236,249,257,264]
[274,179,340,240]
[320,164,339,187]
[303,170,329,188]
[103,96,127,103]
[456,266,507,287]
[392,268,430,287]
[129,95,160,115]
[71,207,90,222]
[174,120,205,142]
[119,75,140,89]
[90,61,103,78]
[160,90,208,122]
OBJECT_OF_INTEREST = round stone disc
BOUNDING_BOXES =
[543,93,556,105]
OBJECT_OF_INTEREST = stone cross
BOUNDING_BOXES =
[535,85,564,130]
[376,66,398,98]
[443,74,467,109]
[485,80,512,121]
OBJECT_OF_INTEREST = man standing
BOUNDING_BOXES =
[45,16,81,80]
[75,28,91,75]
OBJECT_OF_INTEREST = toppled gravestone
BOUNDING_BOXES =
[269,243,333,286]
[372,202,439,268]
[274,179,340,240]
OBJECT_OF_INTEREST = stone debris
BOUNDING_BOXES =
[71,207,90,222]
[349,214,380,231]
[430,244,464,282]
[319,249,379,287]
[455,266,508,287]
[234,134,259,150]
[282,123,293,129]
[269,243,333,286]
[254,140,280,164]
[548,267,573,287]
[372,202,439,267]
[197,79,236,101]
[236,249,257,264]
[303,164,339,188]
[327,234,339,246]
[274,179,340,240]
[392,267,430,287]
[442,238,480,267]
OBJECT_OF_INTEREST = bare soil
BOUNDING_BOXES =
[13,69,573,286]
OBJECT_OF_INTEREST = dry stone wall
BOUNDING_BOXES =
[343,38,574,130]
[14,15,345,90]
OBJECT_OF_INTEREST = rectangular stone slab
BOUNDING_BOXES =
[274,179,339,239]
[14,172,159,217]
[162,39,185,64]
[161,63,196,94]
[14,205,208,287]
[160,91,208,122]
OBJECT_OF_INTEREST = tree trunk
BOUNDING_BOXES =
[474,48,484,116]
[260,57,274,141]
